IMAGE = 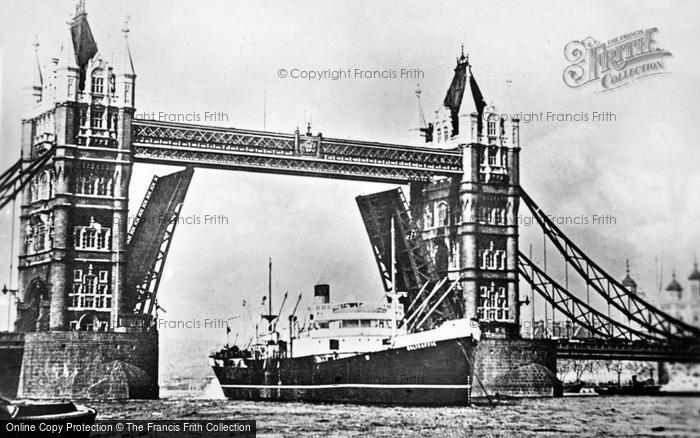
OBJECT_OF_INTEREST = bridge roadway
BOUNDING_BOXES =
[131,120,464,183]
[555,338,700,362]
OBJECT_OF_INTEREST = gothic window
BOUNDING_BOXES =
[38,171,50,199]
[444,125,449,141]
[91,74,104,94]
[24,225,34,254]
[30,178,39,202]
[73,217,111,251]
[493,207,503,225]
[479,240,506,270]
[79,107,88,127]
[25,215,49,254]
[487,119,496,137]
[75,163,114,197]
[476,282,510,321]
[91,109,104,129]
[124,83,132,106]
[436,202,449,226]
[424,205,433,229]
[488,148,497,166]
[111,113,119,132]
[436,128,442,143]
[35,219,46,252]
[449,240,459,269]
[478,195,509,226]
[69,264,112,311]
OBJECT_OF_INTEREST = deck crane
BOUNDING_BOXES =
[287,293,303,356]
[271,292,288,333]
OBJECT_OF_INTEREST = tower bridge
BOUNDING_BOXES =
[0,2,697,400]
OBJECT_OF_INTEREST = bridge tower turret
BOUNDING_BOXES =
[15,2,136,332]
[410,51,521,339]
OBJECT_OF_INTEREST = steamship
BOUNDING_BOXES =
[210,284,480,405]
[211,244,481,405]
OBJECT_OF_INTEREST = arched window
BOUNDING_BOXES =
[436,202,448,226]
[39,172,47,199]
[80,107,88,127]
[70,264,111,311]
[91,70,104,94]
[424,205,433,229]
[91,109,104,129]
[34,217,46,252]
[487,119,496,137]
[488,147,497,166]
[38,171,53,200]
[49,171,55,198]
[30,178,39,202]
[74,218,110,251]
[436,128,442,143]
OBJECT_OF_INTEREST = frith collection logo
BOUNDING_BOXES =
[563,28,672,92]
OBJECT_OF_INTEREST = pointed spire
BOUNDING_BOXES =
[442,47,487,139]
[58,13,79,69]
[414,84,427,129]
[114,15,135,76]
[32,36,42,87]
[75,0,87,17]
[622,258,637,290]
[689,256,700,281]
[70,0,98,71]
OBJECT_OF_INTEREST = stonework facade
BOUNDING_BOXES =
[410,58,522,339]
[16,4,136,332]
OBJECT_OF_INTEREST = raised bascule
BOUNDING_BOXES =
[0,2,698,400]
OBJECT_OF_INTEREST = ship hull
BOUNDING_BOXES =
[212,336,477,405]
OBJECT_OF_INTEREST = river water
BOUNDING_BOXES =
[90,394,699,437]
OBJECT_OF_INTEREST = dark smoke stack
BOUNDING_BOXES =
[314,284,330,305]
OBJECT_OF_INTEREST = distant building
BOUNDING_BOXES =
[621,259,641,297]
[658,261,700,326]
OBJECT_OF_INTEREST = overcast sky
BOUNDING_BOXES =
[0,0,698,345]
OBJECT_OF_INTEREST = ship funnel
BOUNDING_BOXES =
[314,284,330,305]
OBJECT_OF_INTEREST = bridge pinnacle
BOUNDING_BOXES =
[75,0,87,17]
[31,36,42,89]
[122,15,131,36]
[115,15,135,76]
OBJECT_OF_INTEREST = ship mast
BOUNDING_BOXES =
[262,258,277,333]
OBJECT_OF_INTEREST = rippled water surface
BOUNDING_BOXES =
[91,395,700,437]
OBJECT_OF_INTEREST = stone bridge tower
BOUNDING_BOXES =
[16,1,136,332]
[410,51,521,339]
